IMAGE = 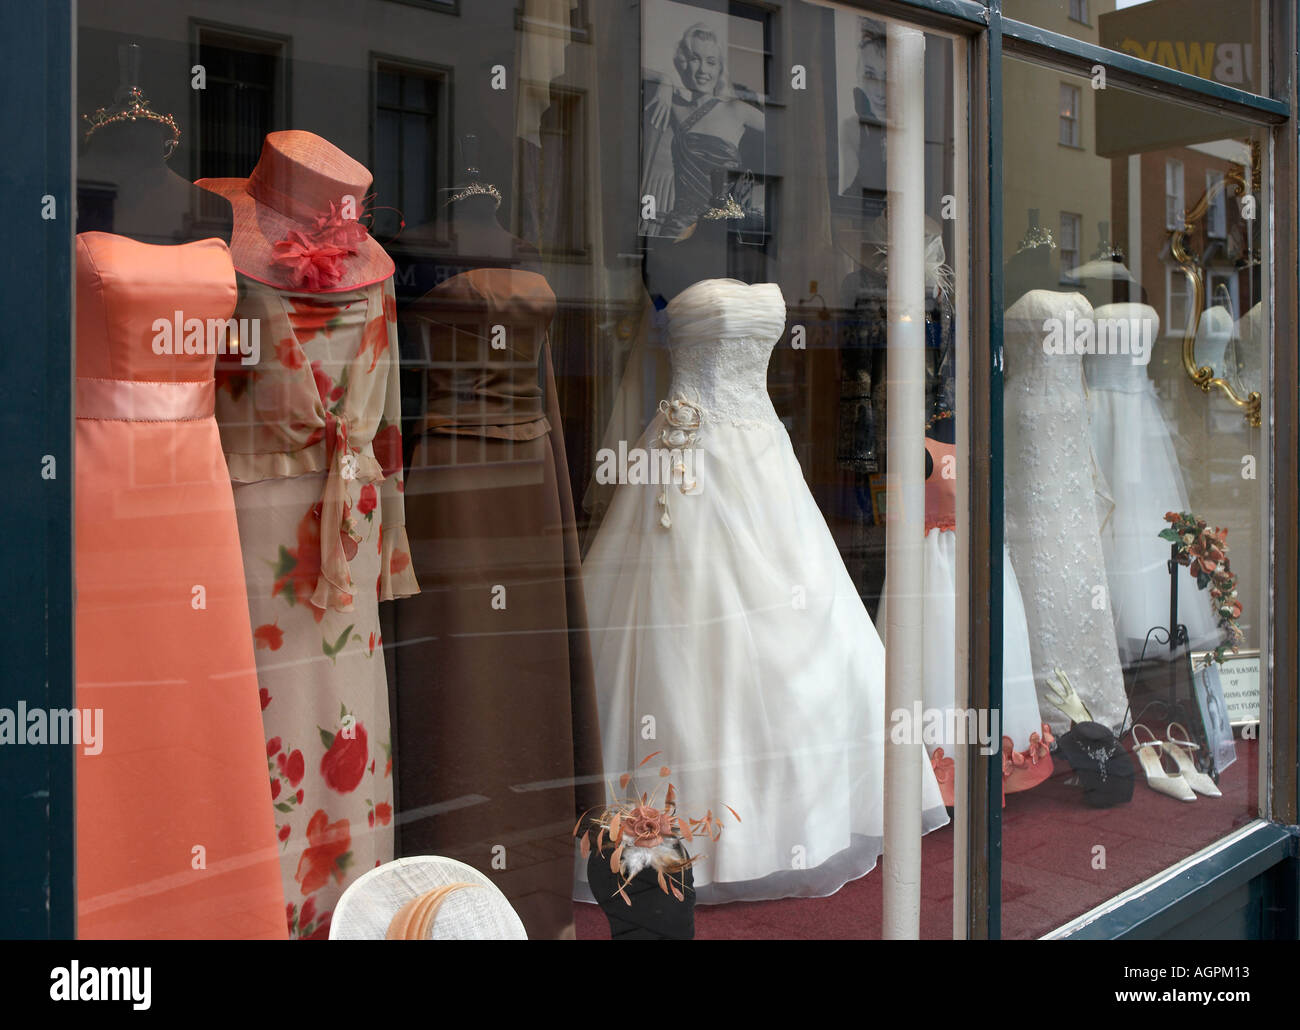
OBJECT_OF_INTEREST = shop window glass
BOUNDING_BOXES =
[70,0,972,941]
[1002,55,1268,938]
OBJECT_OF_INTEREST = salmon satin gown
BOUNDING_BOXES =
[74,232,286,938]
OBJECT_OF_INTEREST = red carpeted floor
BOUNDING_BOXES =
[574,734,1258,939]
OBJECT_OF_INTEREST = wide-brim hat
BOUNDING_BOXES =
[1068,257,1138,283]
[328,856,527,940]
[198,130,394,293]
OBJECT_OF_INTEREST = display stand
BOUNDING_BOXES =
[1126,543,1214,779]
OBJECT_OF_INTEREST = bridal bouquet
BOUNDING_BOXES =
[1160,511,1245,663]
[575,752,739,905]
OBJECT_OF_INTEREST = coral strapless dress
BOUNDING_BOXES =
[74,232,285,938]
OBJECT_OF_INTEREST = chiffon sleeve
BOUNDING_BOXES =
[374,278,419,602]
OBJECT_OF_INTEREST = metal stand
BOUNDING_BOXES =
[1125,544,1194,735]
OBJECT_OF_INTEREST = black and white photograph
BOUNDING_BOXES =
[834,10,887,199]
[1192,659,1239,776]
[639,0,768,236]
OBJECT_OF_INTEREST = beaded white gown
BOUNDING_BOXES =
[577,278,948,904]
[1003,290,1129,734]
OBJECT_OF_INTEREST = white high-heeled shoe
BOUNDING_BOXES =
[1164,723,1223,797]
[1131,725,1195,802]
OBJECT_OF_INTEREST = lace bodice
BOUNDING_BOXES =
[1003,289,1128,734]
[1083,302,1160,394]
[665,279,787,427]
[1005,289,1092,395]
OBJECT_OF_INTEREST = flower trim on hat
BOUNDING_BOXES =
[272,200,372,292]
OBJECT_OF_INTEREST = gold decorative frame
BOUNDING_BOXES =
[1168,145,1262,427]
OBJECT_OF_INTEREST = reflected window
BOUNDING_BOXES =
[1166,158,1186,229]
[373,59,446,240]
[1059,211,1081,282]
[1059,83,1080,147]
[1207,169,1227,238]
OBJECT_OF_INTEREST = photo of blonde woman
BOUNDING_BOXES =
[640,4,766,235]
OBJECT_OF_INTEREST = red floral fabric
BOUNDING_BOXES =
[218,276,413,938]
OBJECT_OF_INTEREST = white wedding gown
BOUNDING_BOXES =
[1004,290,1129,734]
[1086,302,1220,664]
[577,278,948,905]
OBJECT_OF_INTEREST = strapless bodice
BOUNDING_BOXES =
[76,232,237,383]
[1004,289,1091,396]
[1083,302,1159,394]
[409,268,556,438]
[664,279,787,427]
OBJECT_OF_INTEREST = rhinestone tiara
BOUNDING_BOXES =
[82,86,181,158]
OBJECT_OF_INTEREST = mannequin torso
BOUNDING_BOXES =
[77,121,232,245]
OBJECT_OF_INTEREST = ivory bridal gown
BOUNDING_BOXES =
[578,278,948,904]
[1085,302,1219,664]
[1003,290,1129,734]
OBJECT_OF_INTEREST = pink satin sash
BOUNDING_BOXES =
[76,377,215,422]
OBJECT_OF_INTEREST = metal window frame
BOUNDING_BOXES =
[1,0,76,940]
[1,0,1296,942]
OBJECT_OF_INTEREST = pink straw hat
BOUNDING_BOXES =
[198,130,394,293]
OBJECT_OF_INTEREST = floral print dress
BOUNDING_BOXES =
[216,275,418,940]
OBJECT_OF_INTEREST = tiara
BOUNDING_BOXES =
[701,195,745,220]
[700,170,755,221]
[444,181,502,208]
[1091,240,1126,262]
[82,86,181,159]
[1015,225,1056,254]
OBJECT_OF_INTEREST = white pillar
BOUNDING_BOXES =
[882,23,927,941]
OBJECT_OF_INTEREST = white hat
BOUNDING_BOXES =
[1068,257,1138,282]
[329,856,528,940]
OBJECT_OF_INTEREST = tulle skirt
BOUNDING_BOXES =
[880,529,1053,803]
[577,415,948,904]
[1088,386,1221,665]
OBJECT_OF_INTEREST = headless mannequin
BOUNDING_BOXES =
[1078,255,1148,308]
[643,215,774,307]
[446,192,540,275]
[1002,240,1066,307]
[78,115,231,246]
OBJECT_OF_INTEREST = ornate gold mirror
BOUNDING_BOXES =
[1168,141,1262,427]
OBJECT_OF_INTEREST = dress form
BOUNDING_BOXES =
[447,192,540,274]
[644,211,775,306]
[79,119,231,245]
[1003,239,1066,306]
[393,170,604,941]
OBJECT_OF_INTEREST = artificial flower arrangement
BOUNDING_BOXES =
[574,751,739,906]
[1160,511,1245,663]
[271,197,373,291]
